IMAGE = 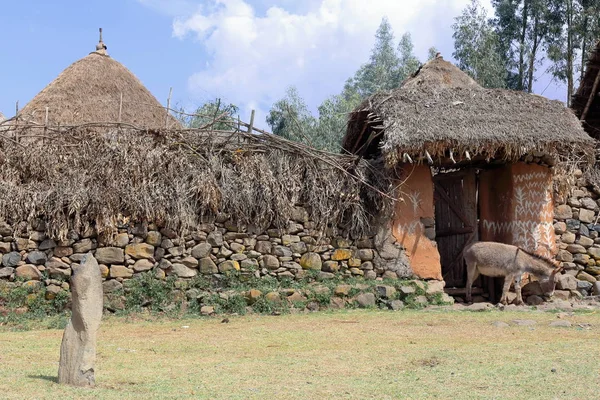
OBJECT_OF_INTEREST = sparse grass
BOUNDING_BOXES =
[0,309,599,399]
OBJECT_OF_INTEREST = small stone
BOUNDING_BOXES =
[390,300,404,311]
[112,233,130,248]
[54,246,74,258]
[246,289,262,305]
[554,222,567,235]
[145,231,162,246]
[0,267,14,278]
[218,260,240,273]
[567,244,586,254]
[230,243,245,253]
[180,256,199,269]
[200,306,215,316]
[73,239,94,253]
[168,246,185,257]
[332,238,351,248]
[287,291,307,304]
[2,252,21,268]
[356,293,376,308]
[273,246,292,257]
[375,285,396,299]
[334,285,352,296]
[94,247,125,265]
[348,258,362,267]
[585,265,600,276]
[322,261,339,273]
[191,243,212,259]
[593,281,600,295]
[577,271,597,283]
[109,265,133,278]
[99,264,109,278]
[290,242,307,254]
[171,263,198,278]
[39,239,57,250]
[554,205,573,220]
[265,292,281,303]
[561,232,576,244]
[300,253,322,270]
[579,208,596,224]
[492,321,510,328]
[578,236,595,248]
[125,243,154,259]
[45,285,62,300]
[207,232,224,247]
[356,249,374,261]
[467,303,492,311]
[350,267,364,276]
[426,280,445,294]
[102,280,123,293]
[331,249,353,261]
[553,290,571,301]
[16,265,41,281]
[133,259,154,272]
[400,286,416,295]
[260,255,280,270]
[255,241,272,254]
[26,251,47,265]
[199,258,218,274]
[161,239,174,249]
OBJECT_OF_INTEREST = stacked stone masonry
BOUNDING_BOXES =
[0,207,436,305]
[553,171,600,299]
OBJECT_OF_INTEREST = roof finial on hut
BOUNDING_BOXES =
[95,28,108,55]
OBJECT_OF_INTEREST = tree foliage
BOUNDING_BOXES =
[177,98,239,130]
[452,0,507,88]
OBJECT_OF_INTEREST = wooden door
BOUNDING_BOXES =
[434,170,478,288]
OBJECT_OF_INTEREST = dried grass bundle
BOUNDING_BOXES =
[0,124,393,240]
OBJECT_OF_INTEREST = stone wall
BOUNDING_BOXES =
[553,171,600,299]
[0,207,431,305]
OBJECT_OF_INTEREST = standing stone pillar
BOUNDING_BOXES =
[58,253,103,386]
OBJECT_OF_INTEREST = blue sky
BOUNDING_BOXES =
[0,0,569,129]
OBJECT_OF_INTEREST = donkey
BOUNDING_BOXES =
[463,241,563,305]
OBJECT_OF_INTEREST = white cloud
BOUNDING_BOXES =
[170,0,491,127]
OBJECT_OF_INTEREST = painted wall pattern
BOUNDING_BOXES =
[481,164,555,258]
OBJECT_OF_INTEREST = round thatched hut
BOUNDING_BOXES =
[343,56,594,301]
[16,32,180,129]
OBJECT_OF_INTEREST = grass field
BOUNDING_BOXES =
[0,309,599,399]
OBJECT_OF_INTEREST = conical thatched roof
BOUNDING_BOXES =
[17,38,180,129]
[343,56,593,166]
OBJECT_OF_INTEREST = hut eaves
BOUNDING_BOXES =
[571,40,600,139]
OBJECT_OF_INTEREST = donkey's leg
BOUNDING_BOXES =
[514,274,523,305]
[465,263,478,304]
[499,274,514,305]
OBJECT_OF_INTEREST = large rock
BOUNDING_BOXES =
[199,258,218,274]
[133,259,154,272]
[260,255,280,270]
[73,239,94,254]
[356,293,376,308]
[94,247,125,265]
[0,267,14,278]
[125,243,154,260]
[58,254,103,387]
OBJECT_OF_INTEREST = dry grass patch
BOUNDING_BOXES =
[0,309,599,399]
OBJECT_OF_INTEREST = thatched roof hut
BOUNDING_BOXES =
[343,56,593,167]
[16,33,180,129]
[572,40,600,139]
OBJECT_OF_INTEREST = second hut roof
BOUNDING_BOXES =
[343,56,594,165]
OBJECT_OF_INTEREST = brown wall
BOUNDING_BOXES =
[393,165,442,280]
[479,163,555,258]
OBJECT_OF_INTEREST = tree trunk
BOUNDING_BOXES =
[567,0,574,107]
[518,0,530,91]
[527,16,540,93]
[581,13,589,83]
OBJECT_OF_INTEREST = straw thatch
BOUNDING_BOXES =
[572,40,600,139]
[16,49,180,129]
[343,57,594,166]
[0,123,393,240]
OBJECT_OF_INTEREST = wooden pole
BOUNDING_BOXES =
[165,87,172,129]
[581,68,600,121]
[248,109,255,134]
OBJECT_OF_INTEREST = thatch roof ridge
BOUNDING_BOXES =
[17,52,180,129]
[344,57,594,165]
